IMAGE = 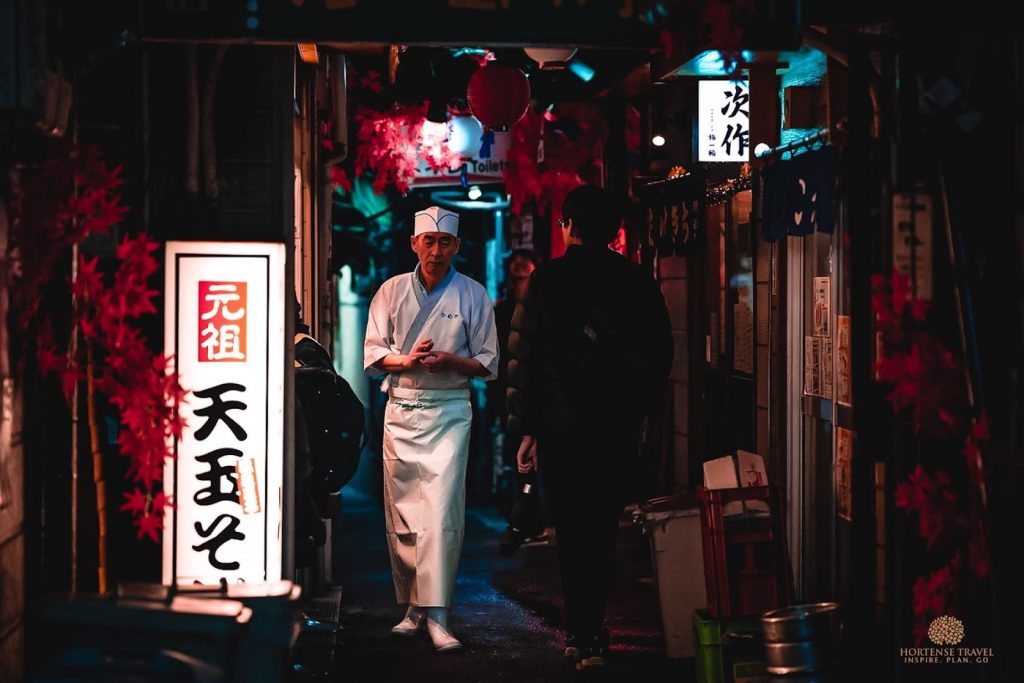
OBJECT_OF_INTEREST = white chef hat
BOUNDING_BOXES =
[414,206,459,237]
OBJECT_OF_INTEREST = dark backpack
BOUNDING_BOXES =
[294,334,366,495]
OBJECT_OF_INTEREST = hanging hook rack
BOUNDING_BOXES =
[754,128,832,163]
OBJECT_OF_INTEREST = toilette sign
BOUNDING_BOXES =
[698,80,750,162]
[413,130,511,187]
[163,241,285,586]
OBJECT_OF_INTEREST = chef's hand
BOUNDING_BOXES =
[403,338,433,369]
[420,349,455,373]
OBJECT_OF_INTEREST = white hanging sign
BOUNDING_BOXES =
[892,192,933,301]
[698,80,750,162]
[413,129,511,186]
[163,241,285,586]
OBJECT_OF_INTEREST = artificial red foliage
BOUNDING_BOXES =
[330,165,353,195]
[872,270,991,643]
[503,104,607,220]
[503,108,545,215]
[910,554,960,645]
[894,465,967,550]
[872,270,963,437]
[10,144,186,540]
[348,102,460,195]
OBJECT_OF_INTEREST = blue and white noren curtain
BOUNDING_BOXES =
[761,145,838,241]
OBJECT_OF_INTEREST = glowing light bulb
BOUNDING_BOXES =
[651,134,666,147]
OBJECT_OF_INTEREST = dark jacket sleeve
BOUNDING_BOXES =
[505,273,541,436]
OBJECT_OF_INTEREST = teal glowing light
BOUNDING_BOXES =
[568,60,595,82]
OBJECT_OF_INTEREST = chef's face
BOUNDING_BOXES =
[411,232,460,277]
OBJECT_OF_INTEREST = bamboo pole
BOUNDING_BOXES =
[186,45,199,197]
[69,245,79,595]
[202,45,228,201]
[86,342,107,594]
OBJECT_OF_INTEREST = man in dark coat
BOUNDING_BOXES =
[506,185,673,672]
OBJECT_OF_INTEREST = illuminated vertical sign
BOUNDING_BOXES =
[163,242,285,585]
[698,80,750,162]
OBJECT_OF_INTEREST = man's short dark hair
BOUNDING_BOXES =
[561,185,621,245]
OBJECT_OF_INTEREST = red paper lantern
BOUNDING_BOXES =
[467,62,531,132]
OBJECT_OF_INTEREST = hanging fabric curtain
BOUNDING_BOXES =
[760,145,838,241]
[636,170,707,258]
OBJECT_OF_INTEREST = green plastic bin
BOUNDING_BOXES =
[694,608,769,683]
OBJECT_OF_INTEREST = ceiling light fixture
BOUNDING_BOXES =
[523,47,578,70]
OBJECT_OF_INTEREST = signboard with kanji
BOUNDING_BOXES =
[698,80,750,163]
[163,241,285,586]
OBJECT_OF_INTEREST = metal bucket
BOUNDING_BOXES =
[760,602,841,674]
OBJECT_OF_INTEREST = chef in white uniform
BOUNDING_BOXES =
[363,206,498,652]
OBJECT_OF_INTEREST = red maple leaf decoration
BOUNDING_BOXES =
[320,118,336,152]
[350,102,458,195]
[875,268,992,645]
[910,555,960,644]
[12,145,186,542]
[136,512,164,542]
[37,343,66,376]
[359,68,383,93]
[330,165,354,194]
[872,271,965,437]
[894,465,967,549]
[72,255,105,303]
[120,488,148,516]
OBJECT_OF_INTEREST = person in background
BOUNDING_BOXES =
[363,206,499,653]
[292,298,329,570]
[487,249,551,553]
[506,185,673,673]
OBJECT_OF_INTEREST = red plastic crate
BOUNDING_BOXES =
[698,485,793,619]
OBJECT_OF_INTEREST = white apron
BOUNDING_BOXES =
[364,267,498,607]
[382,386,471,607]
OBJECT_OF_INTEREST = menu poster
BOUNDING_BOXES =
[835,427,853,521]
[804,336,819,396]
[821,337,833,400]
[837,315,852,406]
[734,301,754,374]
[813,276,831,337]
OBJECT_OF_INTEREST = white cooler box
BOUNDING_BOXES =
[638,494,707,659]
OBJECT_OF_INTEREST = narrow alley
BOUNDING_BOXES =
[290,466,694,682]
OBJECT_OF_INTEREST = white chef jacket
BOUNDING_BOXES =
[363,266,498,607]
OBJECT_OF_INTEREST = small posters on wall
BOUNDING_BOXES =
[804,276,833,399]
[813,276,831,337]
[734,301,754,374]
[836,315,852,406]
[835,427,853,521]
[803,336,833,398]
